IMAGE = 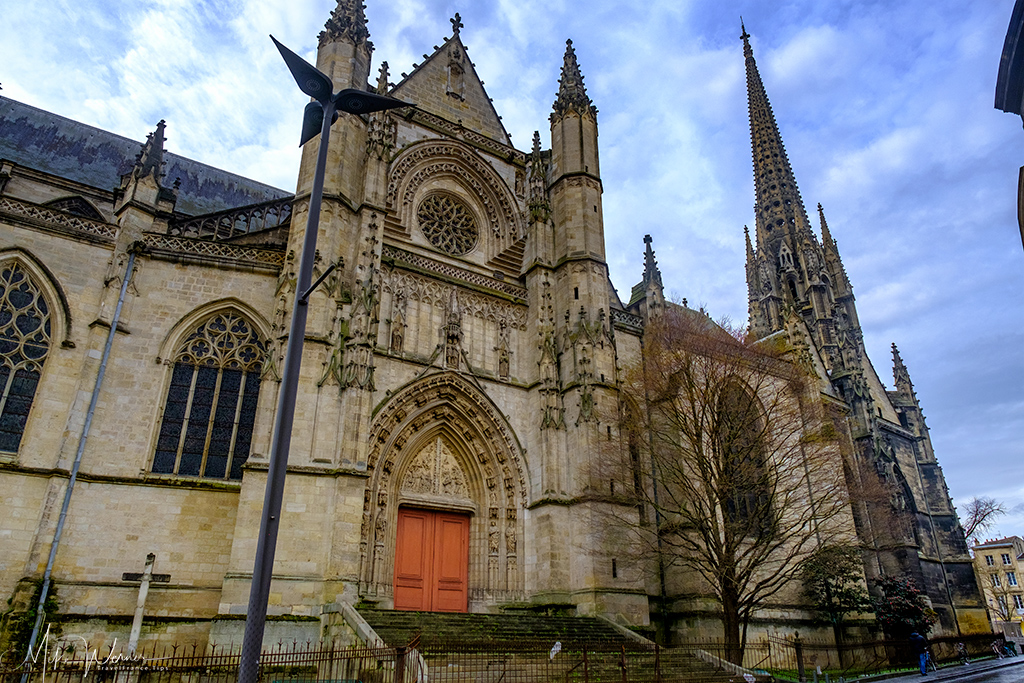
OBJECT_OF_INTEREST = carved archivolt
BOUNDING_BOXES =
[359,372,528,602]
[387,140,524,253]
[382,267,527,329]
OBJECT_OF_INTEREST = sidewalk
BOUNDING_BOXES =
[851,654,1024,682]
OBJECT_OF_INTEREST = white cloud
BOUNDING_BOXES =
[2,0,1024,529]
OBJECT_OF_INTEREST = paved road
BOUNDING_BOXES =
[892,658,1024,683]
[935,665,1023,682]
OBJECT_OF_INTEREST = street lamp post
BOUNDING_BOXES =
[237,37,409,683]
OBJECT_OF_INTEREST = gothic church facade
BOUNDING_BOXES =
[0,3,983,649]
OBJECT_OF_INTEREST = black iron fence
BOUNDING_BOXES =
[763,632,1008,681]
[0,633,1008,683]
[1,639,776,683]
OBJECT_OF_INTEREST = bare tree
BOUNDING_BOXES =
[604,309,856,663]
[962,497,1007,548]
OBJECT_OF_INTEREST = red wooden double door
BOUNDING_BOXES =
[393,508,470,612]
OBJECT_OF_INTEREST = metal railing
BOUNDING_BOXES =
[1,639,772,683]
[6,631,1005,683]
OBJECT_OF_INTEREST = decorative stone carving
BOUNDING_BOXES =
[400,437,469,499]
[387,141,522,247]
[417,194,478,255]
[444,288,463,369]
[389,290,406,354]
[383,245,528,299]
[495,318,511,380]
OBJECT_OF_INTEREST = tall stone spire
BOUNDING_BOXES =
[552,39,596,121]
[742,24,812,251]
[319,0,371,49]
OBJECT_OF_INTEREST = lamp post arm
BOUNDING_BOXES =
[237,97,336,683]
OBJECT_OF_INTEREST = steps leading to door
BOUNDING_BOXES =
[356,608,633,649]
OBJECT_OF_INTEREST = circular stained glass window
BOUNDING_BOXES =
[417,194,478,256]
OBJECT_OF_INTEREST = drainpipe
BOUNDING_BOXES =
[22,249,137,672]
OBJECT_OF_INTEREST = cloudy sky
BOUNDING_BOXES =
[3,1,1023,537]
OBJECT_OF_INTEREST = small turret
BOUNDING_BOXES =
[316,0,372,93]
[550,39,599,181]
[551,39,596,122]
[114,119,177,219]
[319,0,371,50]
[891,343,914,398]
[628,235,664,321]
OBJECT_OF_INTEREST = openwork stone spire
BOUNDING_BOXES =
[319,0,371,49]
[743,24,811,250]
[552,39,596,120]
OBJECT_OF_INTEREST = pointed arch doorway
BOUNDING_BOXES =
[394,508,469,612]
[361,372,529,611]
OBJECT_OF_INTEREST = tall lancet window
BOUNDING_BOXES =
[0,263,51,453]
[152,312,264,480]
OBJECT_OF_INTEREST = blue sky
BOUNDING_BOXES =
[3,0,1024,538]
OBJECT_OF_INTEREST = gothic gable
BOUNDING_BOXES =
[390,27,510,146]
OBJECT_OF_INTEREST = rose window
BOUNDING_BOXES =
[417,194,478,256]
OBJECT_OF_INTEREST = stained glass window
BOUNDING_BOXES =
[0,263,51,452]
[152,312,264,480]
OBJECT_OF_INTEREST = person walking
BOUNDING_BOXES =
[909,632,929,675]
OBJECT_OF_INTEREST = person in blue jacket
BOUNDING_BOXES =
[909,632,928,675]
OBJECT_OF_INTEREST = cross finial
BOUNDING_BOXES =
[451,13,463,36]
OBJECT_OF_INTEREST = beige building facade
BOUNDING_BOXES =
[973,537,1024,633]
[0,2,984,652]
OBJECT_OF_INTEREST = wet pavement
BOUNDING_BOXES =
[861,656,1024,683]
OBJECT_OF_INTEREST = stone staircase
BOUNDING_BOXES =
[355,609,770,682]
[357,608,633,649]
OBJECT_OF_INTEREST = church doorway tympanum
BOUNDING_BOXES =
[394,508,469,612]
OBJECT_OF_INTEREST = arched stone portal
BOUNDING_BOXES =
[359,372,528,610]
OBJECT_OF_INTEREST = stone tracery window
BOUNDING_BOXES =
[716,379,771,532]
[416,193,478,256]
[152,312,264,480]
[0,262,51,452]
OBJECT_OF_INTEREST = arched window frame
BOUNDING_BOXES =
[714,378,772,534]
[0,258,57,455]
[151,306,268,480]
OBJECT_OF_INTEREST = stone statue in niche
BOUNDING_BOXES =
[444,289,462,369]
[390,290,406,354]
[489,521,499,554]
[446,41,465,101]
[495,319,511,380]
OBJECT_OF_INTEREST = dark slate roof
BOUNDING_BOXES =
[0,97,290,216]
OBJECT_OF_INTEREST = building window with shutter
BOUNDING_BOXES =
[151,312,264,480]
